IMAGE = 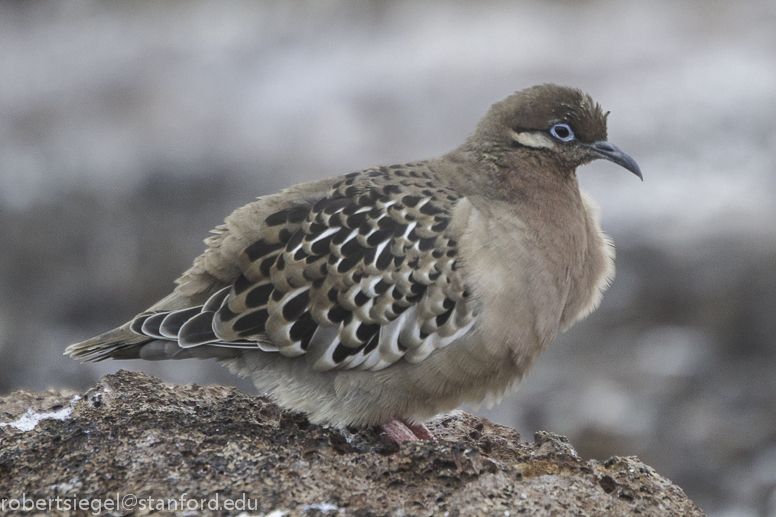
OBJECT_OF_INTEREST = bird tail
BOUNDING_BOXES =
[65,324,240,362]
[65,324,153,361]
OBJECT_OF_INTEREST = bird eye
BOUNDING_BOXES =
[549,123,575,142]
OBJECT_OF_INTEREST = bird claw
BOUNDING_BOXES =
[380,419,437,444]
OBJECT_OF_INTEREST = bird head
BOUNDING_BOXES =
[470,84,642,179]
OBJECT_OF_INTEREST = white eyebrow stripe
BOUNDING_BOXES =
[512,130,556,149]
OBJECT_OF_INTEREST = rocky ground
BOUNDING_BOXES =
[0,371,705,516]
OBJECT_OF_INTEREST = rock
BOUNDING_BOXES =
[0,370,705,516]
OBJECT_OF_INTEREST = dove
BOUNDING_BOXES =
[67,84,641,443]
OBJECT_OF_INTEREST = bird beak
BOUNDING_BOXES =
[586,141,643,180]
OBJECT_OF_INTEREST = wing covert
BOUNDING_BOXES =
[132,165,480,371]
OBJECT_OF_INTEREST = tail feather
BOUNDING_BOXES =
[65,324,152,362]
[135,340,242,361]
[65,323,242,362]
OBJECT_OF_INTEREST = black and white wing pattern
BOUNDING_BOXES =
[130,165,480,372]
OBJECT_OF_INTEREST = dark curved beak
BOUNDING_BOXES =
[586,141,642,180]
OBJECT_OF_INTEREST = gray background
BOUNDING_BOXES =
[1,1,775,516]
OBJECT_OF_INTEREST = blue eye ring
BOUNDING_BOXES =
[549,123,575,142]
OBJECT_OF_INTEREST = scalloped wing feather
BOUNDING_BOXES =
[119,164,480,372]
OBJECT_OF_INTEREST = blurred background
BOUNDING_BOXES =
[1,1,774,515]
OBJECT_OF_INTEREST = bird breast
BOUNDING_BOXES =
[453,188,606,374]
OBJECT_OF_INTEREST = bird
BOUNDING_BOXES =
[66,84,641,444]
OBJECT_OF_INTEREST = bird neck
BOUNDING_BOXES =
[444,148,582,216]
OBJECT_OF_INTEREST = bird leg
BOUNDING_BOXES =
[403,420,437,442]
[380,419,437,444]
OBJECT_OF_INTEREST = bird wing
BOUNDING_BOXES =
[125,165,479,372]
